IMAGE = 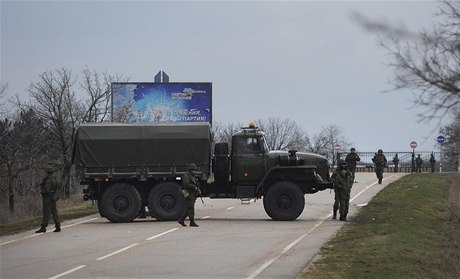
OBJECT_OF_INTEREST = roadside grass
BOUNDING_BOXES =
[0,200,98,237]
[300,173,460,279]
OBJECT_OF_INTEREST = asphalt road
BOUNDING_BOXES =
[0,172,405,279]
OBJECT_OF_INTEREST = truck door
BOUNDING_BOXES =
[231,136,267,185]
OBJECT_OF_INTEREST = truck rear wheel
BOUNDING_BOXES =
[100,183,141,223]
[148,182,184,221]
[263,181,305,221]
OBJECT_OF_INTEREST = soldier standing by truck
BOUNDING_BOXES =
[331,160,353,221]
[178,163,200,227]
[372,149,387,184]
[35,167,61,233]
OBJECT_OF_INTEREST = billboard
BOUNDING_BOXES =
[112,82,212,123]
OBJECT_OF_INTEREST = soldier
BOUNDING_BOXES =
[331,160,353,221]
[430,153,436,173]
[372,149,387,184]
[178,163,201,227]
[345,147,360,182]
[415,154,423,173]
[393,153,400,173]
[35,167,61,233]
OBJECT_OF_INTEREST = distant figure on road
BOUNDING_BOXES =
[35,167,61,233]
[415,154,423,173]
[331,160,353,221]
[372,149,387,184]
[178,163,200,227]
[393,153,400,173]
[430,153,436,173]
[345,147,360,183]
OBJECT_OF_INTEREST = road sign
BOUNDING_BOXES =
[334,143,341,151]
[437,135,446,144]
[410,141,417,149]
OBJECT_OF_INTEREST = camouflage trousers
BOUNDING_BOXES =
[41,194,60,227]
[181,197,196,219]
[333,188,350,215]
[375,168,384,180]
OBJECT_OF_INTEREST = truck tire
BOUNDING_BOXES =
[100,183,141,223]
[214,155,229,182]
[214,142,229,155]
[263,181,305,221]
[148,182,184,221]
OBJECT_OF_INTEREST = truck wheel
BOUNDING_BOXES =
[214,142,229,155]
[100,183,141,223]
[148,182,184,221]
[214,155,229,182]
[263,181,305,221]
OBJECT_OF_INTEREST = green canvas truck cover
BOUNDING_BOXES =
[72,122,211,168]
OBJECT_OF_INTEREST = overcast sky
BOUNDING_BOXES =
[1,0,445,152]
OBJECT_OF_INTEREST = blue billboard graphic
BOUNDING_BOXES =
[112,83,212,123]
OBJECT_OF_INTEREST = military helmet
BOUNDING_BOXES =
[44,166,54,174]
[350,147,355,152]
[338,159,346,166]
[188,163,198,171]
[378,149,383,154]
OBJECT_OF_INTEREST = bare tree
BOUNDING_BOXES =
[356,1,460,121]
[0,82,8,118]
[307,124,352,165]
[440,107,460,171]
[80,67,129,123]
[257,118,308,151]
[21,68,79,198]
[212,121,242,147]
[0,109,48,212]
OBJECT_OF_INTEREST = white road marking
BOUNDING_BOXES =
[48,265,86,279]
[247,174,397,279]
[146,228,178,240]
[201,216,211,219]
[0,217,100,247]
[96,243,139,261]
[226,207,234,210]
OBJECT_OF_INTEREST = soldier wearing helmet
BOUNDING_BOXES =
[178,163,201,227]
[331,159,353,221]
[372,149,387,184]
[35,166,61,233]
[345,147,360,182]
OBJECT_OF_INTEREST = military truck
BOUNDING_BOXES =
[72,122,333,223]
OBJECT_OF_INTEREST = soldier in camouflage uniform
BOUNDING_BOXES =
[372,149,387,184]
[331,160,353,221]
[178,163,201,227]
[415,154,423,173]
[345,147,360,182]
[35,167,61,233]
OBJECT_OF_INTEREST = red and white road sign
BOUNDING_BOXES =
[410,141,418,149]
[334,143,341,151]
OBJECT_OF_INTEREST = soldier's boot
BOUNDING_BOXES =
[378,178,382,184]
[332,210,337,220]
[190,218,199,227]
[35,225,46,233]
[54,224,61,232]
[339,214,347,221]
[178,217,186,227]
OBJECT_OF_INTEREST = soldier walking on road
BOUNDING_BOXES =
[331,160,353,221]
[345,147,360,183]
[393,153,400,173]
[415,154,423,173]
[178,163,201,227]
[372,149,387,184]
[35,167,61,233]
[430,153,436,173]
